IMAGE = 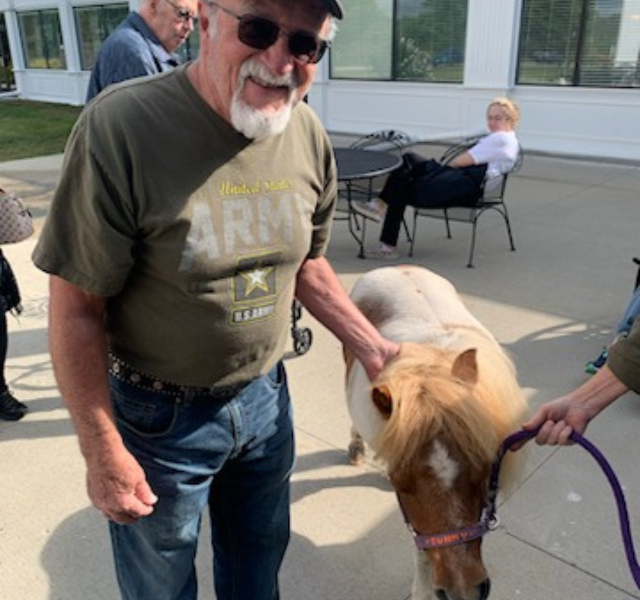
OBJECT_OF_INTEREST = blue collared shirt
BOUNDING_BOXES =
[86,12,180,102]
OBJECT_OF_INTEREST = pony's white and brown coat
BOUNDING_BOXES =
[344,266,528,600]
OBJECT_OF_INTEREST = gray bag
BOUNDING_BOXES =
[0,188,34,244]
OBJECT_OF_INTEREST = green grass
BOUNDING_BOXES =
[0,100,83,162]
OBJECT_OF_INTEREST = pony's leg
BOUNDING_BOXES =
[347,426,366,465]
[411,549,434,600]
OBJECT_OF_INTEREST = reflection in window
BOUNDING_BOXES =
[331,0,393,79]
[518,0,640,88]
[396,0,467,82]
[175,24,200,62]
[331,0,467,83]
[75,4,129,71]
[19,10,66,69]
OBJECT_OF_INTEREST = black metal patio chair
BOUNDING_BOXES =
[408,135,524,268]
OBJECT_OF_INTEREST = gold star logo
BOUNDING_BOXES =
[241,266,274,296]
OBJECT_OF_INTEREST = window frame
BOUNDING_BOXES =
[516,0,640,89]
[18,8,67,70]
[329,0,468,84]
[74,3,130,71]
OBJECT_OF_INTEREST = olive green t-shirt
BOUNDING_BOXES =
[33,65,337,387]
[608,319,640,392]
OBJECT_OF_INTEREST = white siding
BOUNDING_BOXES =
[1,0,639,161]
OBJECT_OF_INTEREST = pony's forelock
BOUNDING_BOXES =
[373,343,524,487]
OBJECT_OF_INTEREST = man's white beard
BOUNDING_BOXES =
[231,60,297,140]
[231,99,293,140]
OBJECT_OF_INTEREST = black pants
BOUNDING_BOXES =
[379,152,486,247]
[0,250,21,394]
[0,308,7,393]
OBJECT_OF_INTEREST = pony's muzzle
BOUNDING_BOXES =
[435,578,491,600]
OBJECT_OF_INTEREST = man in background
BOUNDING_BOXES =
[86,0,197,101]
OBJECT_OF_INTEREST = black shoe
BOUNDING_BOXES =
[0,390,28,421]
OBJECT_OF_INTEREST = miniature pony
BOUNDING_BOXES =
[344,266,528,600]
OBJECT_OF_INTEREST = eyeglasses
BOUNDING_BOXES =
[208,1,330,65]
[163,0,196,24]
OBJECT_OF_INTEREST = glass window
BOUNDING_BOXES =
[75,4,129,71]
[396,0,467,82]
[19,10,66,69]
[0,13,15,91]
[518,0,640,88]
[331,0,393,79]
[175,24,200,62]
[331,0,468,83]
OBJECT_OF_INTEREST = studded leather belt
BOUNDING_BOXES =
[108,353,249,400]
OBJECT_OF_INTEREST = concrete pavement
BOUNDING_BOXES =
[1,147,640,600]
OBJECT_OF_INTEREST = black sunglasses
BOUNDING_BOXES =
[208,1,330,64]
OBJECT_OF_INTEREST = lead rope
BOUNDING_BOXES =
[490,427,640,589]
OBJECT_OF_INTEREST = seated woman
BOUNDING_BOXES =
[353,97,521,258]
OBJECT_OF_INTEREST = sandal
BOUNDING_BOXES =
[367,244,399,260]
[352,200,385,222]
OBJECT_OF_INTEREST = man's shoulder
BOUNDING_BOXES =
[101,26,147,53]
[88,68,186,119]
[100,12,156,53]
[283,104,335,173]
[290,102,326,134]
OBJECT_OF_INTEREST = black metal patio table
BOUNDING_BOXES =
[333,148,402,258]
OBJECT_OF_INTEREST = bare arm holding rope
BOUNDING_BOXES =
[523,320,640,445]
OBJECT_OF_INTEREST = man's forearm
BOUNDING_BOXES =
[565,365,629,419]
[49,276,122,460]
[48,276,157,521]
[295,256,399,379]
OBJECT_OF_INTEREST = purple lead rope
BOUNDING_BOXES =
[489,427,640,589]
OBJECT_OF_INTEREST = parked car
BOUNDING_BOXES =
[532,50,562,63]
[433,48,464,66]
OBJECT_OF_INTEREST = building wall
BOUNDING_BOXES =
[0,0,139,105]
[308,74,640,162]
[309,0,640,162]
[1,0,639,162]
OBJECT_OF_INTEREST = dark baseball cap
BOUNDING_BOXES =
[323,0,343,19]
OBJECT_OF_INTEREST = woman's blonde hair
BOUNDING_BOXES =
[488,97,520,128]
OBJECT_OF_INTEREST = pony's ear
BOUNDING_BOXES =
[372,385,393,417]
[452,348,478,384]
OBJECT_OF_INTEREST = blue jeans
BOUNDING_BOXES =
[616,286,640,337]
[108,362,294,600]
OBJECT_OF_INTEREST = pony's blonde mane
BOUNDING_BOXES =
[374,335,527,489]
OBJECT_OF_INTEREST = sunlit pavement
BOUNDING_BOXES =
[1,146,639,600]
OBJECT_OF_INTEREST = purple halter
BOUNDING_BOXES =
[399,425,640,591]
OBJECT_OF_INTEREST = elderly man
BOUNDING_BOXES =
[34,1,399,599]
[86,0,198,101]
